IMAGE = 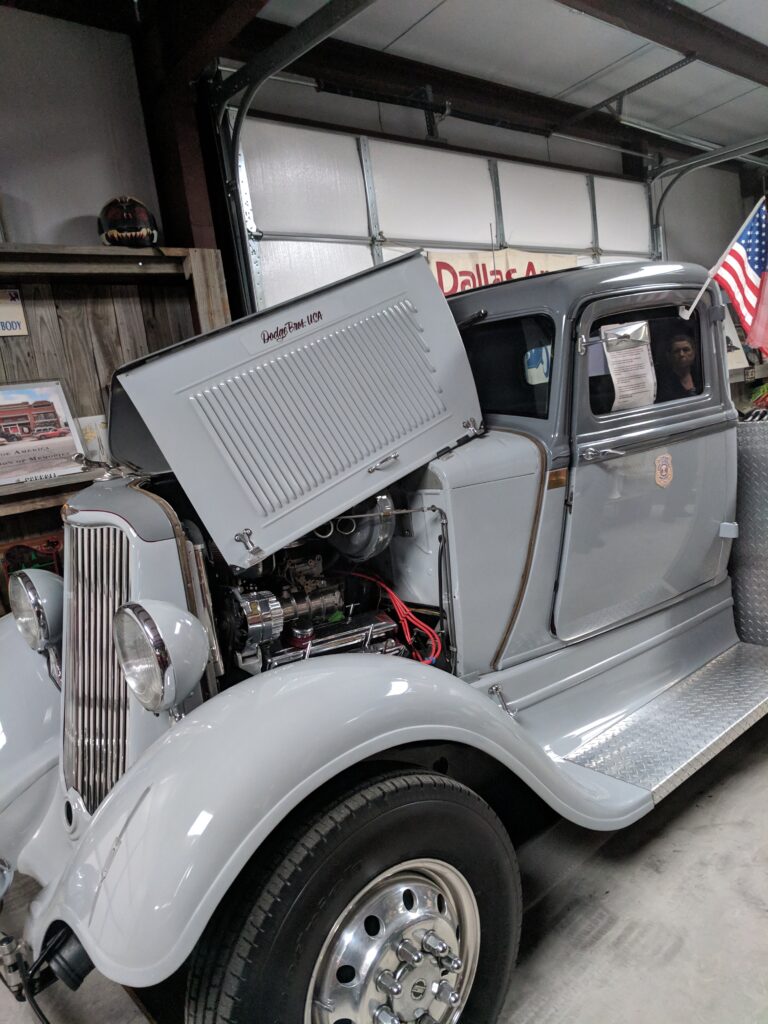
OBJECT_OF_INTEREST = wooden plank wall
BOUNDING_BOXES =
[0,278,196,546]
[0,279,195,416]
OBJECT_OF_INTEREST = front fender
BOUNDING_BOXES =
[28,654,648,986]
[0,613,60,868]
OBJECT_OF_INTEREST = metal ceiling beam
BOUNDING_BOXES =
[651,131,768,180]
[225,20,697,160]
[213,0,380,112]
[551,0,768,90]
[620,116,768,172]
[164,0,271,86]
[556,52,697,132]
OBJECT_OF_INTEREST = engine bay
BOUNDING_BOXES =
[148,479,451,687]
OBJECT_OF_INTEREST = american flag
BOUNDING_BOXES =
[714,198,768,350]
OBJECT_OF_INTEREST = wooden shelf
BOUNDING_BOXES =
[0,243,189,278]
[0,243,230,333]
[729,363,768,384]
[0,469,103,516]
[0,244,190,257]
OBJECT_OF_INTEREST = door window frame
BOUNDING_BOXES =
[573,287,731,454]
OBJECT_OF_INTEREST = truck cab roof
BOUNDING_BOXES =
[447,260,711,328]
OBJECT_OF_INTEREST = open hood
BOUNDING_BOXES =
[110,252,481,569]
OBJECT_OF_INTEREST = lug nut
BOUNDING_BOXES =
[414,1014,439,1024]
[397,938,423,966]
[421,930,449,956]
[440,953,463,972]
[374,1006,402,1024]
[436,980,461,1006]
[377,970,403,998]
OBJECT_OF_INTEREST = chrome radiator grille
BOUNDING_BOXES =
[63,524,131,814]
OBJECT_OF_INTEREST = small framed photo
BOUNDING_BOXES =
[0,380,87,488]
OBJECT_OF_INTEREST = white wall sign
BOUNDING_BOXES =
[0,287,28,336]
[427,249,578,295]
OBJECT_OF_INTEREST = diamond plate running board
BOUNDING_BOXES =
[565,642,768,803]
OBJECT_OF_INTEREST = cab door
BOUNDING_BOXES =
[554,289,736,642]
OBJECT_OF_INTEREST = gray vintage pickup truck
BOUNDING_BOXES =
[2,252,766,1024]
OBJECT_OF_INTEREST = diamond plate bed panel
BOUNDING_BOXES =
[733,422,768,645]
[566,642,768,802]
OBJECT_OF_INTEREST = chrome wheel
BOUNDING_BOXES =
[305,858,480,1024]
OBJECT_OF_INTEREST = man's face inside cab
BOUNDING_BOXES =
[655,331,700,403]
[669,336,695,376]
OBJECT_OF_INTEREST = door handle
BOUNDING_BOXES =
[581,446,626,462]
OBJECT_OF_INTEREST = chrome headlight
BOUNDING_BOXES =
[9,570,63,653]
[113,600,209,713]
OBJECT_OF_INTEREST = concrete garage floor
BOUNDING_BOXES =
[2,716,767,1024]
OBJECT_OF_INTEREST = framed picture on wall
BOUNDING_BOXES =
[0,380,87,488]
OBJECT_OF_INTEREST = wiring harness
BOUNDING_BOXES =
[348,572,442,665]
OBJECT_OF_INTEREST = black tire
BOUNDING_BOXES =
[185,770,522,1024]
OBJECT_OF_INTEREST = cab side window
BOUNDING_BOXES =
[588,306,704,416]
[461,314,555,419]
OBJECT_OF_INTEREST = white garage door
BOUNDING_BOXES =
[239,118,653,308]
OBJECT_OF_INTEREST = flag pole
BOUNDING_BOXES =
[680,196,765,320]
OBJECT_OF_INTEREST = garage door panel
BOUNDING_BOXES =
[240,120,369,237]
[370,141,496,245]
[594,177,651,254]
[260,241,373,307]
[498,162,593,249]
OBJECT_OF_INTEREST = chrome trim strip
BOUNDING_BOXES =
[9,571,49,652]
[491,430,548,671]
[576,414,735,463]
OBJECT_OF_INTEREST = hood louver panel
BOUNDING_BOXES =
[114,254,480,568]
[190,300,446,518]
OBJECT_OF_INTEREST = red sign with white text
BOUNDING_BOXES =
[427,249,578,296]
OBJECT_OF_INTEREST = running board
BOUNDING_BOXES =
[565,642,768,803]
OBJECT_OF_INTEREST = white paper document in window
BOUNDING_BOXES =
[600,320,656,411]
